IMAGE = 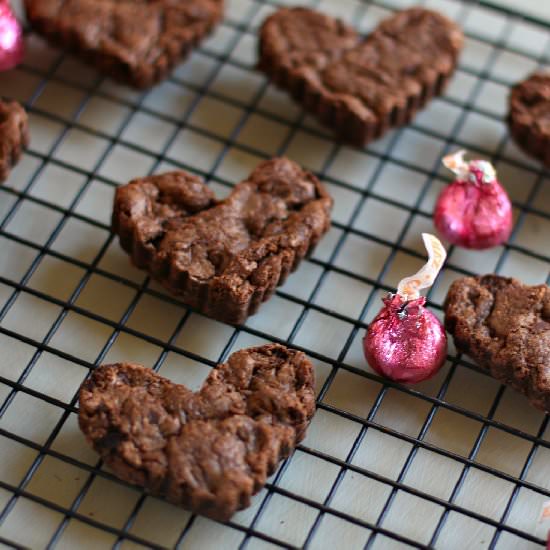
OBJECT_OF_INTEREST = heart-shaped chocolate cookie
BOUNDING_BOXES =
[113,157,332,324]
[79,344,315,520]
[444,275,550,412]
[24,0,224,89]
[259,7,463,146]
[0,99,29,183]
[509,72,550,166]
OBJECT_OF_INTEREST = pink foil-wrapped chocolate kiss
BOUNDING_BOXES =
[363,234,448,384]
[434,150,513,249]
[0,0,24,72]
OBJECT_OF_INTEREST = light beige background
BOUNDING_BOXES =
[0,0,549,549]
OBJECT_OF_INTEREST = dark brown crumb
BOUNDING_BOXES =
[112,157,333,324]
[24,0,224,89]
[0,99,29,183]
[79,344,316,521]
[509,72,550,166]
[258,7,463,146]
[444,275,550,412]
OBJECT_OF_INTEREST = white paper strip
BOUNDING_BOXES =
[397,233,447,301]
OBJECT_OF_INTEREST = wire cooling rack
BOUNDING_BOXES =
[0,0,549,548]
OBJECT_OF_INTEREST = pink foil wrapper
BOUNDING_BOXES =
[0,1,24,72]
[363,294,447,384]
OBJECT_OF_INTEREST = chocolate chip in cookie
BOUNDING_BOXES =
[79,344,316,521]
[444,275,550,412]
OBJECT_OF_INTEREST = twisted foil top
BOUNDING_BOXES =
[442,149,496,185]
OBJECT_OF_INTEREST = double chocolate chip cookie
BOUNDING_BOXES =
[24,0,224,89]
[259,7,463,146]
[509,72,550,167]
[0,99,29,183]
[445,275,550,412]
[113,157,333,324]
[79,344,316,521]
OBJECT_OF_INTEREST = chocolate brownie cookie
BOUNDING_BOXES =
[79,344,316,521]
[509,72,550,166]
[24,0,223,89]
[0,99,29,183]
[113,158,333,324]
[444,275,550,412]
[259,7,463,146]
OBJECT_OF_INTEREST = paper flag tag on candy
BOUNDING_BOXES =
[442,149,496,184]
[397,233,447,301]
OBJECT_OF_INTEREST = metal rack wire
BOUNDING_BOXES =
[0,0,549,548]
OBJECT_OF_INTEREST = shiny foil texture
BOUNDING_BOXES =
[363,294,447,384]
[0,1,23,72]
[434,169,512,250]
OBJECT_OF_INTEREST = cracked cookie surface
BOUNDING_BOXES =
[0,99,29,183]
[444,275,550,412]
[24,0,223,88]
[79,344,316,521]
[259,7,463,146]
[113,157,333,324]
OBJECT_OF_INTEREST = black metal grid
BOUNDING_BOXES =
[0,0,549,548]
